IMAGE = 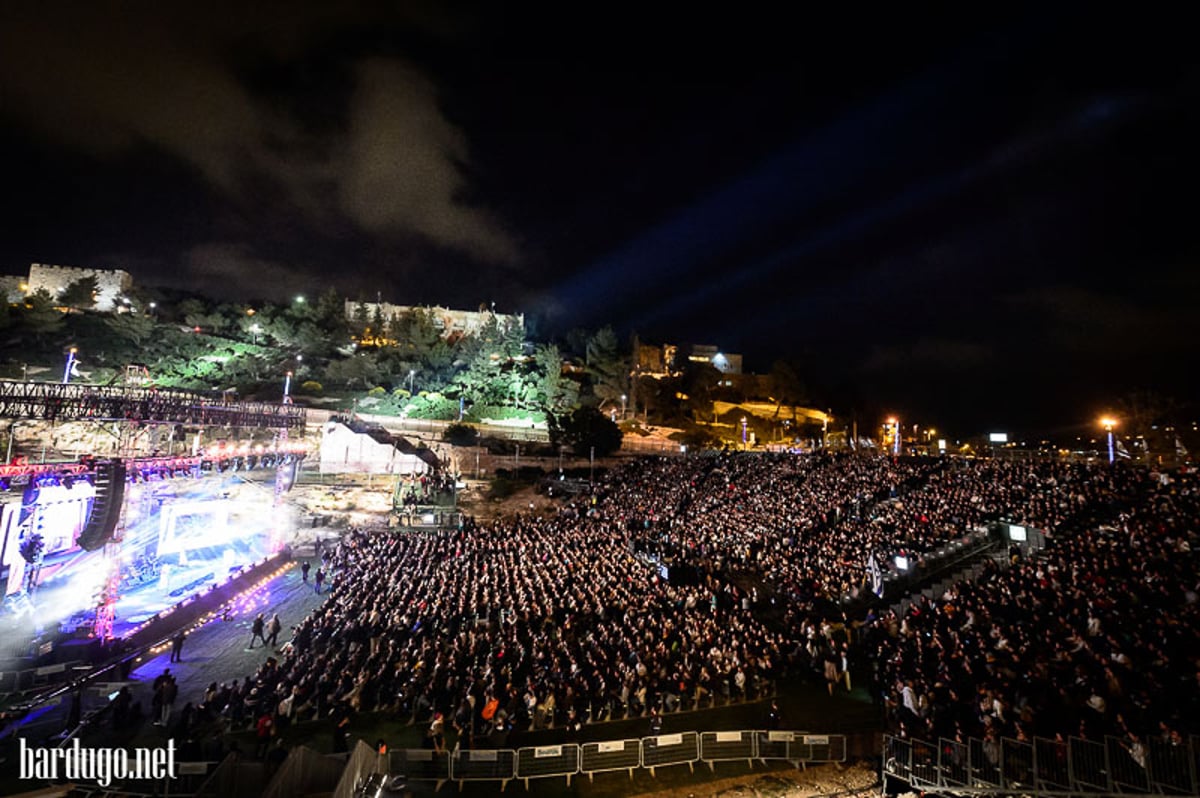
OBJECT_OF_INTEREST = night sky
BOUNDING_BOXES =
[1,4,1197,436]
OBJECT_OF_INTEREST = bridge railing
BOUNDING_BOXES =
[0,380,306,429]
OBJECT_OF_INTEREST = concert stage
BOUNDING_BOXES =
[0,452,304,674]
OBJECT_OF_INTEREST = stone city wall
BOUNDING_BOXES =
[28,263,133,311]
[344,300,524,339]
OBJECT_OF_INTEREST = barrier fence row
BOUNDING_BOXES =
[0,659,87,697]
[885,733,1200,796]
[384,730,845,791]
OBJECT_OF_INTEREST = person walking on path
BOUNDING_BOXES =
[314,568,325,594]
[265,613,282,648]
[301,560,310,583]
[170,630,186,663]
[249,613,267,648]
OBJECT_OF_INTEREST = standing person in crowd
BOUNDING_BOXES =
[648,708,663,737]
[265,613,282,648]
[427,712,445,753]
[824,651,840,696]
[301,560,311,583]
[767,700,782,730]
[170,630,186,663]
[249,613,267,648]
[254,710,274,758]
[160,673,178,726]
[331,701,353,753]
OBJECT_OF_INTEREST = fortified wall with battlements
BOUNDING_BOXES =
[2,264,134,310]
[344,301,524,339]
[27,264,133,311]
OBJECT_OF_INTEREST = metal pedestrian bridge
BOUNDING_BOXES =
[0,380,305,429]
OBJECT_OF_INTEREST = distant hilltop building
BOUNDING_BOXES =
[635,342,742,377]
[687,344,742,375]
[344,300,524,340]
[1,263,133,311]
[634,342,678,377]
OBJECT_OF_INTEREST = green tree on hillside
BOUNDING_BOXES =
[352,302,370,336]
[314,288,347,330]
[20,289,65,341]
[392,308,444,366]
[103,312,155,345]
[768,359,807,420]
[60,276,98,310]
[557,406,623,456]
[680,361,722,422]
[453,316,526,409]
[535,343,578,415]
[585,326,628,408]
[177,298,206,322]
[325,353,381,390]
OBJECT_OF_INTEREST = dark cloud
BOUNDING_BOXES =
[861,339,992,375]
[1006,286,1169,356]
[0,3,515,266]
[334,59,518,261]
[178,242,325,301]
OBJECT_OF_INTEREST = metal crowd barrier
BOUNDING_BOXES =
[700,730,756,771]
[756,731,847,768]
[515,743,580,789]
[789,732,847,765]
[450,747,517,790]
[641,731,701,776]
[579,738,640,782]
[0,659,86,697]
[884,733,1200,796]
[387,748,451,788]
[382,731,847,791]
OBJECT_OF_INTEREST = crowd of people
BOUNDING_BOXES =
[870,465,1199,750]
[166,451,1198,754]
[270,516,787,743]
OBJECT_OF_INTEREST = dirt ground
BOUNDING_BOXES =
[459,479,571,520]
[628,761,878,798]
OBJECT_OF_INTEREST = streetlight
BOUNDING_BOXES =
[283,370,293,403]
[62,348,78,385]
[408,369,415,395]
[621,394,627,420]
[148,301,157,319]
[250,323,261,344]
[1100,416,1117,464]
[887,417,900,456]
[741,416,748,450]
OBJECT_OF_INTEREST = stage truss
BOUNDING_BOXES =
[0,380,306,429]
